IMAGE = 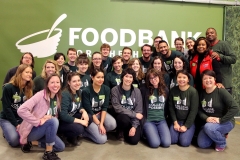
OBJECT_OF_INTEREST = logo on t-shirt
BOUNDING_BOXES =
[121,95,135,110]
[148,95,165,110]
[174,96,189,110]
[201,98,214,113]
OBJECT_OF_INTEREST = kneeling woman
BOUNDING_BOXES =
[82,69,116,144]
[140,68,171,148]
[0,64,33,147]
[169,70,199,147]
[197,70,238,151]
[59,72,92,146]
[111,68,143,145]
[17,74,65,160]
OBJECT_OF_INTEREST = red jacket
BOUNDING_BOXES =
[190,54,213,78]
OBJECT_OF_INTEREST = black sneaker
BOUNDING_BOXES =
[42,151,61,160]
[21,141,32,153]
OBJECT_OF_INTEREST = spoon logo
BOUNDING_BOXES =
[15,14,67,58]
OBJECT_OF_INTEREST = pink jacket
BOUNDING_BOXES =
[17,90,60,144]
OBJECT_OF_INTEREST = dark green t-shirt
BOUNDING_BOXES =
[47,97,57,116]
[147,89,166,122]
[139,57,153,73]
[120,89,135,110]
[82,84,110,115]
[199,88,239,126]
[64,62,78,72]
[104,71,121,89]
[80,74,91,91]
[1,83,27,126]
[102,57,112,74]
[169,86,198,128]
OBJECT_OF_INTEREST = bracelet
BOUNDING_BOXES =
[96,123,100,127]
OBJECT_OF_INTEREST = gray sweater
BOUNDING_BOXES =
[111,85,143,128]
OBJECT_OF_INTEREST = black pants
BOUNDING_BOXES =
[116,114,141,145]
[58,112,92,138]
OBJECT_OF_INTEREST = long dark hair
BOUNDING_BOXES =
[89,51,104,74]
[146,68,167,98]
[193,37,211,56]
[65,72,81,102]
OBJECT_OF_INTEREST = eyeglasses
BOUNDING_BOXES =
[149,76,158,81]
[92,58,102,61]
[23,57,32,60]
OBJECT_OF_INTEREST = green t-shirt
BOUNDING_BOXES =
[102,57,112,74]
[33,76,45,94]
[199,88,239,126]
[47,97,57,116]
[82,84,110,115]
[80,74,91,91]
[139,57,153,73]
[104,71,121,89]
[1,83,27,126]
[169,86,199,128]
[120,89,135,110]
[64,62,78,72]
[147,89,165,122]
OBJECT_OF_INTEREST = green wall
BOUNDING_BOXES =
[0,0,224,104]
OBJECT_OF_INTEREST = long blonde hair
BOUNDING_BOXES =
[41,59,59,79]
[9,64,33,99]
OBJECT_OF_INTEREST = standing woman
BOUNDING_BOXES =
[169,70,199,147]
[185,37,196,61]
[140,68,171,148]
[76,53,91,90]
[33,59,59,94]
[17,73,65,160]
[197,70,239,151]
[3,52,36,84]
[121,47,132,70]
[170,55,194,89]
[89,51,104,74]
[190,37,223,93]
[59,72,92,146]
[82,69,116,144]
[111,68,143,145]
[148,56,170,88]
[128,58,145,88]
[0,64,33,147]
[54,52,69,88]
[105,55,123,89]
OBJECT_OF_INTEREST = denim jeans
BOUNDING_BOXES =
[27,117,65,152]
[170,121,195,147]
[197,121,233,149]
[0,118,19,147]
[143,120,171,148]
[116,114,141,145]
[84,113,116,144]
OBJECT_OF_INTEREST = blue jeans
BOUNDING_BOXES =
[170,121,195,147]
[143,120,171,148]
[27,117,65,152]
[197,121,233,149]
[84,113,116,144]
[0,118,19,147]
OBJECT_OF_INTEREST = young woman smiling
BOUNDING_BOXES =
[168,70,199,147]
[76,53,91,91]
[0,64,33,147]
[33,59,59,94]
[128,58,145,88]
[140,68,171,148]
[105,55,123,89]
[111,68,143,144]
[148,56,170,88]
[59,72,91,146]
[170,56,194,89]
[81,69,116,144]
[197,70,238,151]
[17,74,65,160]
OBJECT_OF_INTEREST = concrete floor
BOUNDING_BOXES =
[0,118,240,160]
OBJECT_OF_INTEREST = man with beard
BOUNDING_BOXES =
[159,40,188,78]
[206,28,236,94]
[139,44,153,74]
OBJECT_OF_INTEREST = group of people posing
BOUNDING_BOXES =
[0,27,238,160]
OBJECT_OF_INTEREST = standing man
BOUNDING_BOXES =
[100,43,112,74]
[121,47,132,70]
[152,36,162,57]
[139,44,153,73]
[159,40,188,78]
[206,27,236,94]
[64,48,78,72]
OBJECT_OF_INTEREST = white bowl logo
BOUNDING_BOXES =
[16,14,67,58]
